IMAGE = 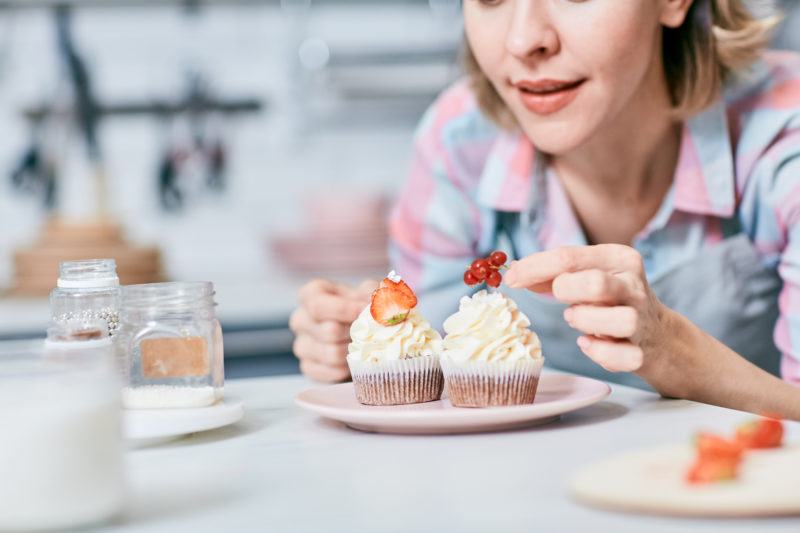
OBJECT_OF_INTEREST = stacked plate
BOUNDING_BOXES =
[270,192,390,274]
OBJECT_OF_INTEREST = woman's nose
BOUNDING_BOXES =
[505,0,560,60]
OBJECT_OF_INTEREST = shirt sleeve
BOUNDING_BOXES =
[749,129,800,385]
[774,152,800,386]
[388,103,489,330]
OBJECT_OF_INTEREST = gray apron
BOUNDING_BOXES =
[496,164,783,390]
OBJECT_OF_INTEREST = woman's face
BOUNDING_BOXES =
[464,0,692,154]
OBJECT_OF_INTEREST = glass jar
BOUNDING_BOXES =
[117,281,224,409]
[50,259,121,336]
[44,319,115,360]
[0,345,124,531]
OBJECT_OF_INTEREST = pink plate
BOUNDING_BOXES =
[295,373,611,435]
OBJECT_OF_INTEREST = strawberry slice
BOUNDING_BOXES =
[379,277,416,302]
[370,276,418,326]
[735,417,784,449]
[695,433,744,461]
[686,433,744,485]
[686,457,740,484]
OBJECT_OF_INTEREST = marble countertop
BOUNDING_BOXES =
[100,374,800,533]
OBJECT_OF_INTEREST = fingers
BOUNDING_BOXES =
[305,288,366,322]
[551,270,634,305]
[353,279,379,297]
[292,335,349,367]
[297,279,371,322]
[289,308,351,343]
[340,279,376,304]
[299,359,350,383]
[293,278,373,382]
[298,278,339,303]
[576,335,644,373]
[564,305,639,339]
[505,245,643,289]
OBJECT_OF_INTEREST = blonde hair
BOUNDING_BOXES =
[463,0,781,129]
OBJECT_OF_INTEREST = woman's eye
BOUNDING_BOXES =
[476,0,504,6]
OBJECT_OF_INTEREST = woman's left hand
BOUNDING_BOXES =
[504,244,670,374]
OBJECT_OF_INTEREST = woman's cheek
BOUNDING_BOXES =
[578,9,660,87]
[464,5,510,80]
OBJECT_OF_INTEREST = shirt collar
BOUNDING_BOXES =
[475,99,736,218]
[671,99,737,218]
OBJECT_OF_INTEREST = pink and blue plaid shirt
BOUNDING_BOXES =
[389,51,800,385]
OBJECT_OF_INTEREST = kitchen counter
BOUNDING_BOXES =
[0,279,302,338]
[102,374,799,532]
[0,279,305,363]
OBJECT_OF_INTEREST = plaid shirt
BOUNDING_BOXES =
[390,51,800,385]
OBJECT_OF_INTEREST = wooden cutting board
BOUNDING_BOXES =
[8,217,163,296]
[570,445,800,517]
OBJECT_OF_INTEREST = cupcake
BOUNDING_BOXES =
[346,272,444,405]
[441,290,544,407]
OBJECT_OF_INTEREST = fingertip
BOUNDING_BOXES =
[359,279,380,292]
[576,336,591,350]
[349,301,367,320]
[504,268,520,288]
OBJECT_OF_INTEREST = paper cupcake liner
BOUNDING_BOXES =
[347,355,444,406]
[440,358,544,408]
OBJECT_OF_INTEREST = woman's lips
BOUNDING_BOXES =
[513,78,586,115]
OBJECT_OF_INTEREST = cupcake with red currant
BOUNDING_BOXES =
[441,251,544,407]
[346,271,444,405]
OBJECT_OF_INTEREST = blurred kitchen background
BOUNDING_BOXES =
[0,0,796,378]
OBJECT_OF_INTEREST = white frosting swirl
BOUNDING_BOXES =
[347,306,442,363]
[442,290,542,364]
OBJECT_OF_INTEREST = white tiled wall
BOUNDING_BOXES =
[3,0,794,291]
[0,3,461,287]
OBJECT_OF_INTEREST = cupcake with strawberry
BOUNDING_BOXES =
[347,271,444,405]
[441,251,545,407]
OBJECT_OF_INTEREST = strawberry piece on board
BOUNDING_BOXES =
[735,417,784,450]
[685,432,744,485]
[695,433,744,461]
[686,457,740,484]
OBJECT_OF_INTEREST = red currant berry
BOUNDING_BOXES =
[489,251,508,267]
[463,270,479,286]
[486,270,502,288]
[470,259,489,280]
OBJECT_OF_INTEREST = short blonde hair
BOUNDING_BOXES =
[463,0,780,129]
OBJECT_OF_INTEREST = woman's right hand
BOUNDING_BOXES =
[289,279,376,382]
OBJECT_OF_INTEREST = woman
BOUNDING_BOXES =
[290,0,800,419]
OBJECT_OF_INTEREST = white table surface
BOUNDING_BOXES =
[101,374,800,533]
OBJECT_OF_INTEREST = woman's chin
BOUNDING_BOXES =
[518,123,593,156]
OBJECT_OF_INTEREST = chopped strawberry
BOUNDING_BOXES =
[370,275,418,326]
[735,417,784,449]
[686,433,744,485]
[686,457,740,484]
[695,433,744,461]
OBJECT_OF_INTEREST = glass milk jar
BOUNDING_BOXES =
[50,259,121,336]
[0,345,124,531]
[117,282,224,409]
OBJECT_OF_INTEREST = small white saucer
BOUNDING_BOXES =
[296,373,610,435]
[123,396,244,445]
